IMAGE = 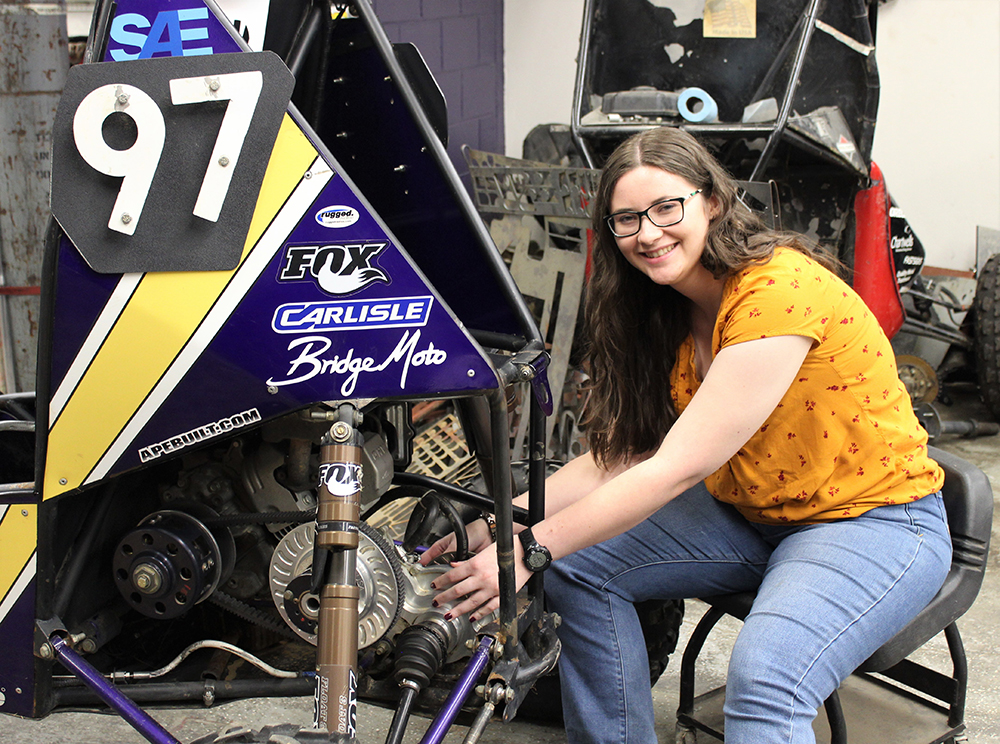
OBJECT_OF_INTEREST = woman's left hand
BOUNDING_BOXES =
[432,542,533,622]
[419,518,494,566]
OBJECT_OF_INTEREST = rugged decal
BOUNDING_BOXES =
[315,205,360,228]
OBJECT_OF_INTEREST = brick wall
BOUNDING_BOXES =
[370,0,504,177]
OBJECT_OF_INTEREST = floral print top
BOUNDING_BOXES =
[670,247,943,524]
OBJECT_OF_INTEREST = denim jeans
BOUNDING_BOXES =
[544,483,952,744]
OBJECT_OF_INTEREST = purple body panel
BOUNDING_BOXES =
[46,0,500,478]
[0,580,36,717]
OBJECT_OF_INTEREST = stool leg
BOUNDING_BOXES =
[944,623,967,730]
[676,605,728,740]
[824,690,847,744]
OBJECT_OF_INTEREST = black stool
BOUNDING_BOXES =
[675,446,993,743]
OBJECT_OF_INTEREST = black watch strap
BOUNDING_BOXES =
[481,512,497,543]
[518,526,552,572]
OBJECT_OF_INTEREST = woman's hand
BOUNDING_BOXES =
[429,542,533,622]
[419,517,494,566]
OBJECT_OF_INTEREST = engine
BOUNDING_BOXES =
[87,403,487,691]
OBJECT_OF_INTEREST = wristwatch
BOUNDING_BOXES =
[518,527,552,572]
[480,512,497,543]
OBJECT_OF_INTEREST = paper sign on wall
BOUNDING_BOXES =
[703,0,756,39]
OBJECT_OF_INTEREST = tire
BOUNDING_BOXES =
[637,598,686,684]
[515,598,685,724]
[189,725,355,744]
[973,253,1000,420]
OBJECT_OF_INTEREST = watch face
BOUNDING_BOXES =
[527,551,547,569]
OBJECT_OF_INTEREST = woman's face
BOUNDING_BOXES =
[608,165,718,295]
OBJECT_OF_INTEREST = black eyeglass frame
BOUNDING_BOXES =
[605,189,703,238]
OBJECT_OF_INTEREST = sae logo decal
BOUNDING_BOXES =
[108,7,215,60]
[272,296,435,334]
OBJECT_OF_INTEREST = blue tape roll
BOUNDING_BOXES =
[678,87,719,123]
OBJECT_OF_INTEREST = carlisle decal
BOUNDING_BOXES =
[278,242,390,296]
[272,296,434,333]
[888,203,925,287]
[138,408,262,462]
[315,205,360,228]
[266,329,448,396]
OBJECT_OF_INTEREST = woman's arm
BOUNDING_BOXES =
[432,334,813,620]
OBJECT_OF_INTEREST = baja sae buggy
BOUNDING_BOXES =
[0,1,562,742]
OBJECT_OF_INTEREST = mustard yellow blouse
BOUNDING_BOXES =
[670,247,943,524]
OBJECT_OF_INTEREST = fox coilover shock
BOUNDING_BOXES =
[311,404,364,737]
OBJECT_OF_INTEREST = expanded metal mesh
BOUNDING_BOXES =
[463,146,599,220]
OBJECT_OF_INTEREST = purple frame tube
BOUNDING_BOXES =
[418,636,494,744]
[49,635,181,744]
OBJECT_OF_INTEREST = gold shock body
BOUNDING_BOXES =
[314,428,362,736]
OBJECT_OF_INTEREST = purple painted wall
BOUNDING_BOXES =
[370,0,504,178]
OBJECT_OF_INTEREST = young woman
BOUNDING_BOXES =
[423,127,951,743]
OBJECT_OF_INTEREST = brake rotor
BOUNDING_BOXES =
[269,521,404,648]
[896,354,939,404]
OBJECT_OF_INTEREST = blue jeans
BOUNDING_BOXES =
[544,483,951,744]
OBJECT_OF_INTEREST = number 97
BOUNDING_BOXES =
[72,72,263,235]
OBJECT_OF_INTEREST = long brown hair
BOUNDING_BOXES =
[582,127,837,467]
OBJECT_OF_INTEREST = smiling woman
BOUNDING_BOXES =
[423,127,952,744]
[607,167,715,294]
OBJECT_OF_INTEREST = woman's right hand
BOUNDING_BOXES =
[419,517,493,566]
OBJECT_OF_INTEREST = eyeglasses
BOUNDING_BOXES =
[605,190,703,237]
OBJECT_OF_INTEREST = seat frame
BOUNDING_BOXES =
[675,446,993,743]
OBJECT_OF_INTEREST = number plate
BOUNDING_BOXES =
[51,51,294,273]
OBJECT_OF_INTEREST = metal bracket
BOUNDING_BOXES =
[499,345,553,416]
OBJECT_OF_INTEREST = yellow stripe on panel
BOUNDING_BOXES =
[243,116,318,260]
[0,505,36,608]
[44,116,317,499]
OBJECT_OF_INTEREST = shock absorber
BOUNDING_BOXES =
[312,404,363,737]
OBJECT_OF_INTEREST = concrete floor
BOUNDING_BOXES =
[2,392,999,744]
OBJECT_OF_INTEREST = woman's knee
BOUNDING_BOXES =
[725,613,838,715]
[727,631,798,702]
[724,628,833,740]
